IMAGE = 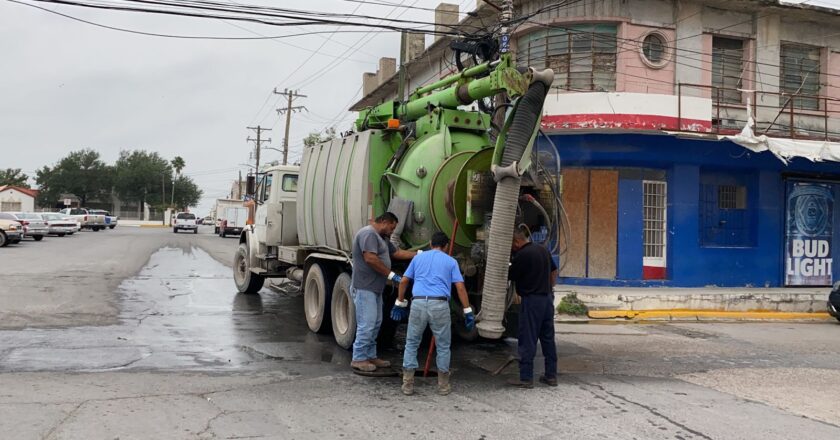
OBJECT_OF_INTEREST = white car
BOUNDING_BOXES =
[173,212,198,234]
[40,213,79,236]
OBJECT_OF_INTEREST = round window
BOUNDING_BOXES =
[642,33,667,66]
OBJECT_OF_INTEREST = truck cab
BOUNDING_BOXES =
[252,165,299,248]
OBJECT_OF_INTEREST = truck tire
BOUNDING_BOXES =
[233,243,264,294]
[304,262,335,334]
[0,231,6,247]
[214,226,219,234]
[173,228,178,233]
[193,229,197,234]
[109,225,115,229]
[33,235,44,241]
[331,273,355,349]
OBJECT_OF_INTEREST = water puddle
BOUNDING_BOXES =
[0,246,348,373]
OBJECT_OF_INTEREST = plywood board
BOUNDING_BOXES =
[559,168,589,278]
[587,170,618,279]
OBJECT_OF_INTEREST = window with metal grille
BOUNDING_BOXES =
[643,181,667,259]
[780,43,821,110]
[712,37,744,104]
[701,173,753,247]
[0,201,21,211]
[516,24,617,92]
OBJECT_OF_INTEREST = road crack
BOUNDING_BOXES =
[575,378,713,440]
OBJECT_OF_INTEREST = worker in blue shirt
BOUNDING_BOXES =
[391,231,475,396]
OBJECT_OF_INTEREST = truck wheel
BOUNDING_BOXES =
[193,229,197,234]
[33,235,44,241]
[173,228,178,233]
[331,273,355,349]
[304,263,335,334]
[233,243,264,294]
[214,227,219,234]
[0,231,6,247]
[109,225,115,229]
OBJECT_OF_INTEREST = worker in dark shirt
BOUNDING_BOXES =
[507,227,559,388]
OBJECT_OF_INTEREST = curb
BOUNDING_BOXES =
[587,309,834,321]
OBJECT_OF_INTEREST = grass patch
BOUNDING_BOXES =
[556,293,588,316]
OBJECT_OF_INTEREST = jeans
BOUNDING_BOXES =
[402,299,452,373]
[351,287,382,362]
[518,294,557,381]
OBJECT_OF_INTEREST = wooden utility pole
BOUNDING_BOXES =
[275,88,307,165]
[246,125,272,177]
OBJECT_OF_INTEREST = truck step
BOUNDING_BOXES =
[251,268,268,274]
[255,253,278,260]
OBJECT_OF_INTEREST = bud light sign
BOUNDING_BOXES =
[785,181,834,286]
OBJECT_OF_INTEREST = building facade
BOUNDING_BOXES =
[0,186,37,212]
[352,0,840,287]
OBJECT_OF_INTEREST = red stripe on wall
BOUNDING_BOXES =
[541,114,711,132]
[643,266,667,280]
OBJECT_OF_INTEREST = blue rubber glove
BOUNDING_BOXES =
[388,271,402,284]
[391,301,408,322]
[464,307,475,331]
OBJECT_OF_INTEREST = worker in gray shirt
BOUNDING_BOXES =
[350,212,416,372]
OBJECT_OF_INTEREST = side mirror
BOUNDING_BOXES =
[246,175,256,197]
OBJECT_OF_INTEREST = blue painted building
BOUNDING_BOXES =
[547,132,840,287]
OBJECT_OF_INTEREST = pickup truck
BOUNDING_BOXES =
[59,208,107,231]
[89,209,118,229]
[173,212,198,234]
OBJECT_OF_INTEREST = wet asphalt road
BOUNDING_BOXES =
[2,226,840,439]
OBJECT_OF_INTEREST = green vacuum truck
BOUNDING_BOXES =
[233,51,558,349]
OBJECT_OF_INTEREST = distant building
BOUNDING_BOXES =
[0,186,38,212]
[354,0,840,287]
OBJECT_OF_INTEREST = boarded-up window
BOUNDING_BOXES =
[558,168,618,279]
[517,24,617,92]
[712,37,744,104]
[780,43,821,110]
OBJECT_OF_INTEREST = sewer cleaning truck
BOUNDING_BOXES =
[233,48,560,349]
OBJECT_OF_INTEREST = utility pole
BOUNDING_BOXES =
[238,170,242,199]
[246,125,272,178]
[275,88,307,165]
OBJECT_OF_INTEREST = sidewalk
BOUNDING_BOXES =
[120,220,170,228]
[554,284,834,321]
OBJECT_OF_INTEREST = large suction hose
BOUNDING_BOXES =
[476,72,552,339]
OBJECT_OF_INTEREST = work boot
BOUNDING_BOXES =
[350,360,376,372]
[437,371,451,396]
[369,358,391,368]
[402,369,415,395]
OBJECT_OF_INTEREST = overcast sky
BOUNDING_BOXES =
[1,0,838,216]
[1,0,466,215]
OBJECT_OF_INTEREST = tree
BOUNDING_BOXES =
[114,150,172,210]
[172,175,202,209]
[302,127,337,148]
[0,168,30,188]
[35,149,112,207]
[170,156,185,206]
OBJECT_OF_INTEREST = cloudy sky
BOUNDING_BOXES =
[1,0,838,216]
[1,0,466,215]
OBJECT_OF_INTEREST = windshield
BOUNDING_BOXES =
[177,213,196,220]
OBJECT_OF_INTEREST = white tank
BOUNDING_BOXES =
[297,130,378,253]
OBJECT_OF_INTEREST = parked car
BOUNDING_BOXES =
[0,218,23,246]
[827,282,840,323]
[173,212,198,234]
[203,216,212,225]
[0,212,48,241]
[58,208,106,231]
[88,209,118,229]
[40,213,78,236]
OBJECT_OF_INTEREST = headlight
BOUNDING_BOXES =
[8,226,16,231]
